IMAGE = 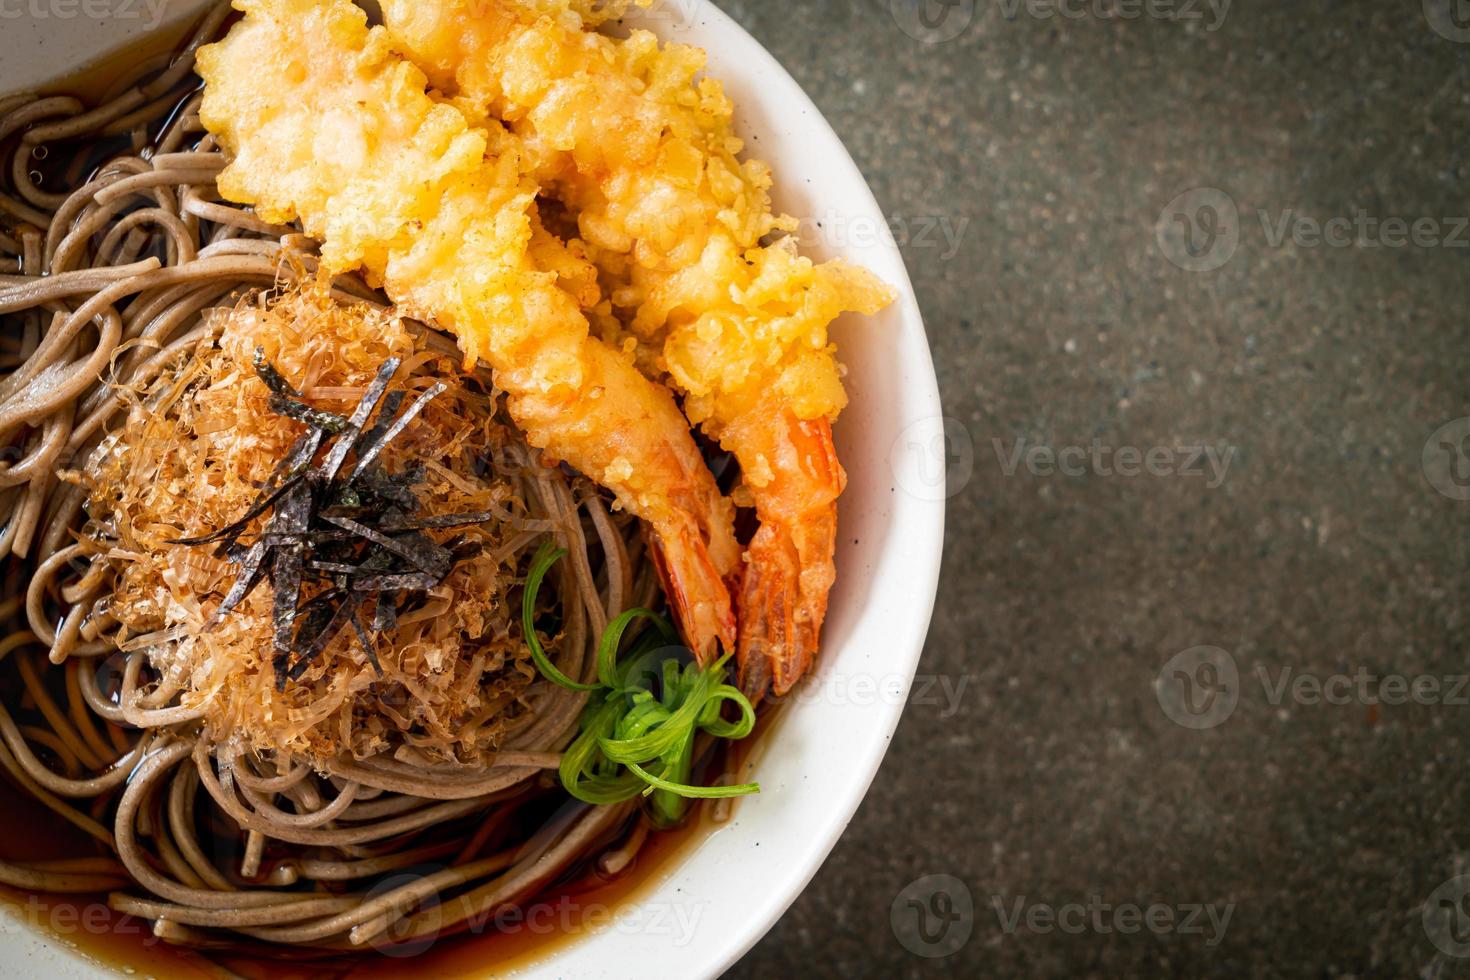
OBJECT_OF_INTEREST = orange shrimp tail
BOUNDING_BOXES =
[735,415,846,699]
[649,524,737,664]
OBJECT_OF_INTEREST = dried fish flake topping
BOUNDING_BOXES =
[86,279,573,767]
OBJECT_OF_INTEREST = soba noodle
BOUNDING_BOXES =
[0,6,686,955]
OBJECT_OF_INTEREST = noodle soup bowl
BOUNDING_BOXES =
[0,0,945,976]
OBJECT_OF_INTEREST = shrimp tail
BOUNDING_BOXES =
[647,522,737,664]
[734,414,845,699]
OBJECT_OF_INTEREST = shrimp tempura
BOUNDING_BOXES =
[196,0,740,658]
[382,0,895,695]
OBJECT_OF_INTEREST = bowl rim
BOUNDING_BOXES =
[0,2,946,977]
[642,5,945,975]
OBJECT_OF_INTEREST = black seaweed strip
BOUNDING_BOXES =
[348,382,446,480]
[319,357,400,483]
[398,529,452,576]
[378,510,495,532]
[359,549,398,572]
[307,560,363,575]
[260,430,314,486]
[285,427,326,472]
[270,545,303,688]
[269,393,348,434]
[205,428,322,557]
[289,588,342,658]
[272,477,315,535]
[357,468,420,511]
[268,481,315,689]
[320,514,451,578]
[257,530,353,548]
[359,389,405,451]
[349,611,382,675]
[372,591,397,633]
[288,592,362,681]
[253,345,302,397]
[205,539,270,629]
[171,475,304,546]
[351,572,439,592]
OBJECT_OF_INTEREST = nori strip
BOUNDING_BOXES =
[329,486,362,510]
[171,475,304,546]
[359,389,405,452]
[268,392,347,434]
[205,428,322,557]
[349,610,382,676]
[319,357,400,483]
[288,588,342,664]
[270,544,304,689]
[206,538,270,628]
[320,514,452,579]
[357,548,398,573]
[397,530,450,575]
[307,560,364,575]
[284,427,326,472]
[351,572,440,592]
[355,465,421,511]
[372,591,398,633]
[349,382,446,480]
[253,345,301,397]
[288,591,362,681]
[259,430,316,486]
[255,530,355,548]
[268,481,314,689]
[272,475,315,535]
[379,510,495,532]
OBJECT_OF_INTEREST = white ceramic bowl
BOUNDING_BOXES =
[0,1,944,976]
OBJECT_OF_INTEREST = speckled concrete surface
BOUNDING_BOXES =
[717,1,1470,977]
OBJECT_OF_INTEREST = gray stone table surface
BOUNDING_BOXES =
[712,0,1470,977]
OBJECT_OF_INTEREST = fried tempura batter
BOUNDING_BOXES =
[197,0,739,658]
[382,0,895,694]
